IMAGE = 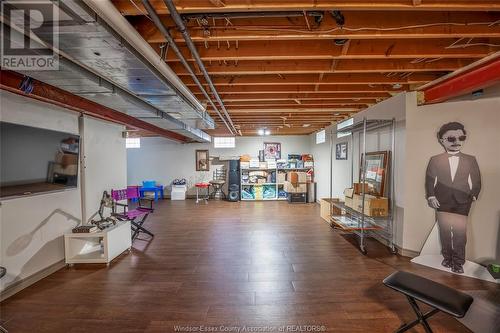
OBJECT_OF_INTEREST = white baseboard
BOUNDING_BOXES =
[0,260,66,301]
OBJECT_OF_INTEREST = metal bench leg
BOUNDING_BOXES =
[396,296,439,333]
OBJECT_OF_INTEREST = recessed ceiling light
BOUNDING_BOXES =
[392,83,402,89]
[257,129,264,135]
[302,124,311,127]
[264,129,271,135]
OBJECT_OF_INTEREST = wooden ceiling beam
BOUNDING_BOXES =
[208,93,388,101]
[221,106,363,112]
[168,59,472,75]
[113,1,500,15]
[180,73,439,86]
[191,84,406,94]
[136,12,500,42]
[157,39,497,62]
[215,100,375,106]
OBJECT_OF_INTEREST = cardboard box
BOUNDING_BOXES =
[344,188,354,208]
[53,163,78,176]
[320,198,341,222]
[287,171,307,183]
[284,181,307,193]
[249,159,260,168]
[277,172,286,184]
[266,159,277,169]
[352,194,389,217]
[353,182,370,195]
[56,152,78,167]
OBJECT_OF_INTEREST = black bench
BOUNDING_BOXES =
[383,271,473,333]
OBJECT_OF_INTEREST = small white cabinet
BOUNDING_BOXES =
[64,221,131,265]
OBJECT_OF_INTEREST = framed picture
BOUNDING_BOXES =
[195,149,210,171]
[360,151,390,197]
[336,142,348,160]
[264,142,281,160]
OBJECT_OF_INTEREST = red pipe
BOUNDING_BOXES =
[422,57,500,104]
[0,70,190,142]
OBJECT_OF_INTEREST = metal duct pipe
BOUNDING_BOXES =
[182,11,324,20]
[82,0,204,113]
[141,0,235,135]
[163,0,239,135]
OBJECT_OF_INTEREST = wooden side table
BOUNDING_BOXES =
[64,221,132,265]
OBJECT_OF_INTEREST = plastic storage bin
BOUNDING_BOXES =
[171,185,187,200]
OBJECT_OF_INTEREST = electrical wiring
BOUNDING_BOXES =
[214,20,500,35]
[447,42,500,48]
[129,0,153,22]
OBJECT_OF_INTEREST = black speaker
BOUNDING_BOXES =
[228,184,240,202]
[228,160,240,202]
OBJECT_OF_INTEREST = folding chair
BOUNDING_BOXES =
[111,187,154,240]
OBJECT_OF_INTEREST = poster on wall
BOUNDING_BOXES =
[195,149,209,171]
[335,142,348,160]
[264,142,281,160]
[424,122,481,274]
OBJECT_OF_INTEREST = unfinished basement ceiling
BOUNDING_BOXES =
[1,0,214,142]
[112,0,500,136]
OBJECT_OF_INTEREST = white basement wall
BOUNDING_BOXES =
[0,90,126,298]
[127,135,311,195]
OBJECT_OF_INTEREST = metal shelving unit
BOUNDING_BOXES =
[329,117,396,255]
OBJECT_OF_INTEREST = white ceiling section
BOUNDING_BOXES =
[0,0,213,142]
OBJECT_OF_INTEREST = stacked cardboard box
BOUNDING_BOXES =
[284,171,307,193]
[284,181,307,193]
[343,187,389,217]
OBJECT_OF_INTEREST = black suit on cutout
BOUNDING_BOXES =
[425,152,481,216]
[425,152,481,266]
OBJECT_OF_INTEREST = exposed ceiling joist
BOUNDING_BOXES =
[180,73,440,86]
[192,84,406,94]
[113,1,500,15]
[155,39,497,61]
[169,59,474,75]
[136,12,500,43]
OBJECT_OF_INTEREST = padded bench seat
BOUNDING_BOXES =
[383,271,473,333]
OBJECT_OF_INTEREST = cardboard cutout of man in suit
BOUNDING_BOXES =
[425,122,481,274]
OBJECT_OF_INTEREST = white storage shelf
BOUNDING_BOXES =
[64,221,132,265]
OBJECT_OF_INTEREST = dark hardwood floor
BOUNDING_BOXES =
[1,200,497,332]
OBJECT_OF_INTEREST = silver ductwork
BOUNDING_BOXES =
[1,0,213,142]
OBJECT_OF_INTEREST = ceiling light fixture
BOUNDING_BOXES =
[392,83,403,89]
[302,124,311,127]
[257,129,265,135]
[264,129,271,135]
